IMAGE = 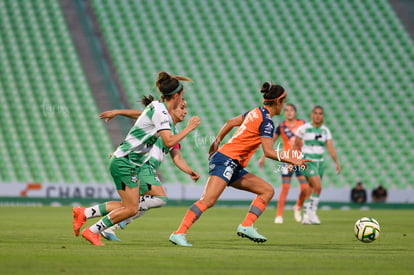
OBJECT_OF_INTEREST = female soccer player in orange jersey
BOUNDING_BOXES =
[258,104,308,224]
[169,82,310,246]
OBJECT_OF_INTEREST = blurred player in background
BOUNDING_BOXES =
[72,71,200,245]
[293,106,340,225]
[258,104,308,224]
[169,82,311,246]
[95,99,200,241]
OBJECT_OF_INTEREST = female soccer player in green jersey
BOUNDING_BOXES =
[97,99,200,241]
[72,72,200,245]
[293,106,341,225]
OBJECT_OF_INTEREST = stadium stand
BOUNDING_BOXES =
[91,0,414,189]
[0,0,413,191]
[0,0,113,184]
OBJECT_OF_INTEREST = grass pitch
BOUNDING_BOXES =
[0,206,412,274]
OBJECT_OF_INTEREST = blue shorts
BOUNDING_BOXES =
[281,163,304,178]
[209,152,249,185]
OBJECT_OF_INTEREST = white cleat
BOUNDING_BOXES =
[274,216,284,224]
[302,214,312,225]
[294,206,302,223]
[310,213,321,225]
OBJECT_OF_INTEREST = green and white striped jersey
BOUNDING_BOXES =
[147,129,179,169]
[113,101,175,166]
[296,122,332,162]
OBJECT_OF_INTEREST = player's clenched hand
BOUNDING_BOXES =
[190,171,200,182]
[186,116,201,131]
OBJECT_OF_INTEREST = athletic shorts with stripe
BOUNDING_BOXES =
[209,151,248,185]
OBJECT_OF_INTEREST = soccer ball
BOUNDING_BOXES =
[354,217,380,243]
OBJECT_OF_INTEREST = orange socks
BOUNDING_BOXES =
[241,197,268,227]
[276,183,290,217]
[175,201,208,234]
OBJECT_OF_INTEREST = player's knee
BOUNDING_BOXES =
[127,206,139,217]
[262,186,275,202]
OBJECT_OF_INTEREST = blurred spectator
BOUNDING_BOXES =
[350,182,367,203]
[372,185,387,202]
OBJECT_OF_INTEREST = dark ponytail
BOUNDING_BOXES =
[155,71,192,100]
[260,82,285,105]
[141,94,154,106]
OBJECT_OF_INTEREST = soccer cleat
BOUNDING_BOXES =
[310,213,321,225]
[294,206,302,223]
[274,216,284,224]
[169,233,192,246]
[72,206,86,236]
[101,226,121,241]
[82,227,104,246]
[118,220,127,229]
[237,224,267,243]
[301,214,312,225]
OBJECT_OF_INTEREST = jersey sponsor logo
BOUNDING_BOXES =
[315,134,323,140]
[160,119,170,125]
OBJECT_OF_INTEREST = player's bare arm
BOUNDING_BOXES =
[258,133,279,168]
[261,137,310,168]
[170,149,200,182]
[99,109,143,122]
[208,115,243,157]
[326,139,341,174]
[159,116,200,148]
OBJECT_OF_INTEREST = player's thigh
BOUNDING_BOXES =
[306,175,322,190]
[117,186,140,209]
[199,175,228,206]
[232,173,274,198]
[145,185,167,197]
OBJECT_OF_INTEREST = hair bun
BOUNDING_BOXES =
[156,71,171,88]
[260,82,271,94]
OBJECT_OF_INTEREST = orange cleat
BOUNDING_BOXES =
[72,207,86,236]
[82,227,104,246]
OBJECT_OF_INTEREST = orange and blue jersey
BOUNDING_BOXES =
[275,119,305,151]
[218,106,275,167]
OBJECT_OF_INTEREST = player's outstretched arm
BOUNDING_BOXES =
[99,109,143,122]
[159,116,200,148]
[209,115,243,157]
[261,137,311,167]
[258,133,279,168]
[326,139,341,174]
[170,149,200,182]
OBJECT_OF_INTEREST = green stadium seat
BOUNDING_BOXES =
[0,0,114,184]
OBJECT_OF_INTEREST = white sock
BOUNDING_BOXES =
[310,195,320,213]
[122,196,168,226]
[139,195,167,210]
[89,215,113,233]
[303,200,311,216]
[84,203,107,219]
